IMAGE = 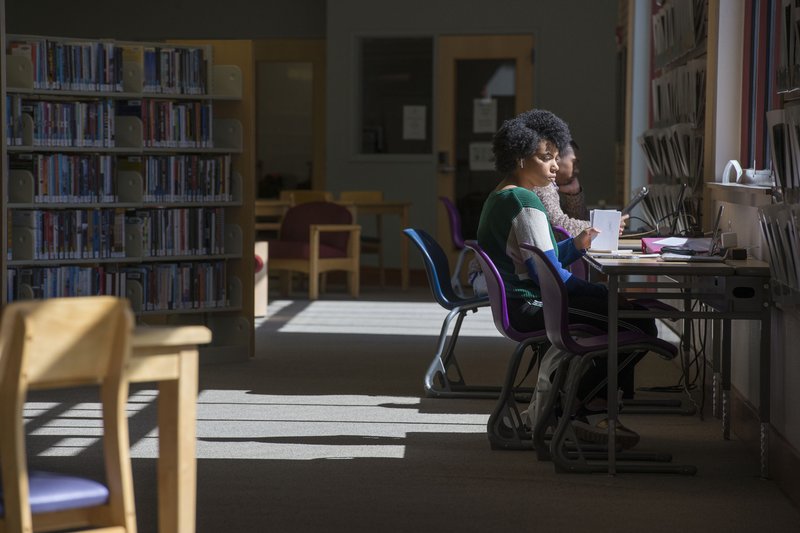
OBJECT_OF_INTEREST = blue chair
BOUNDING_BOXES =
[404,228,502,398]
[524,243,695,474]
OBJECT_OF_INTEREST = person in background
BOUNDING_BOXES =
[533,140,628,238]
[477,109,657,447]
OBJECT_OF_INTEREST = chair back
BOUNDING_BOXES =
[0,296,135,531]
[280,189,333,205]
[522,243,585,354]
[280,201,353,250]
[339,190,383,203]
[551,225,589,281]
[464,240,534,343]
[439,196,465,249]
[403,229,465,310]
[0,297,133,389]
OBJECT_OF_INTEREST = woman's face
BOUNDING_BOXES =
[555,146,578,186]
[518,141,559,188]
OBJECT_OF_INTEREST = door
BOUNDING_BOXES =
[435,35,534,255]
[253,39,326,196]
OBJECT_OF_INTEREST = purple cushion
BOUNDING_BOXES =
[279,202,353,251]
[269,241,348,260]
[0,470,109,516]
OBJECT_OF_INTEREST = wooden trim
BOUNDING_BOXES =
[435,35,534,257]
[253,39,326,191]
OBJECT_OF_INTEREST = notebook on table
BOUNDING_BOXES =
[642,205,725,255]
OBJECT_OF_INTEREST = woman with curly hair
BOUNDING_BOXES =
[476,109,656,447]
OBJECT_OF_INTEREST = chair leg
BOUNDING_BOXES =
[549,353,697,475]
[424,305,503,398]
[486,340,546,450]
[348,268,360,298]
[309,267,319,300]
[279,270,291,297]
[450,248,469,298]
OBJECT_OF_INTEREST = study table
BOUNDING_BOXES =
[582,254,772,476]
[342,200,412,290]
[128,324,212,533]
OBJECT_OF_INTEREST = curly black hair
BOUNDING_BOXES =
[492,109,571,174]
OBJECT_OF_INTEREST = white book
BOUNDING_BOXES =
[589,209,621,252]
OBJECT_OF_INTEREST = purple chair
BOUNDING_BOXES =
[439,196,471,297]
[524,243,695,474]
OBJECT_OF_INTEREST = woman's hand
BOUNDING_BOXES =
[619,214,630,236]
[575,227,600,250]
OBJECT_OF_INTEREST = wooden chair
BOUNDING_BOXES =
[268,201,361,300]
[0,296,137,532]
[339,190,385,286]
[278,189,333,205]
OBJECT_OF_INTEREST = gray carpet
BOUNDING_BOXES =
[25,286,800,532]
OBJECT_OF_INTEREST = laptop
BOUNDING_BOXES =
[659,205,726,262]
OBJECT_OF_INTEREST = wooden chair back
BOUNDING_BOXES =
[279,189,333,205]
[0,296,137,533]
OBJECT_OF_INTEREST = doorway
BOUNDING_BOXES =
[435,35,534,253]
[253,40,326,197]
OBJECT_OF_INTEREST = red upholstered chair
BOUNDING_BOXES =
[268,201,361,300]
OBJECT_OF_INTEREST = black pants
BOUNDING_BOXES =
[507,294,658,400]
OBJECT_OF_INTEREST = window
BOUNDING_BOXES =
[359,37,433,154]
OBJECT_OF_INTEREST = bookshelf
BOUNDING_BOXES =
[1,33,256,360]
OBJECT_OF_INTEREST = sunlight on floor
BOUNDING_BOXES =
[260,299,501,337]
[26,390,487,461]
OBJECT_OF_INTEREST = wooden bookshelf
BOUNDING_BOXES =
[1,33,255,360]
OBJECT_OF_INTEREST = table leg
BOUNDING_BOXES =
[607,275,619,475]
[759,301,772,479]
[157,348,199,533]
[712,318,722,418]
[400,207,409,290]
[721,319,731,441]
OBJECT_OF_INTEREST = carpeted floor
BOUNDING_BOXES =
[25,286,800,532]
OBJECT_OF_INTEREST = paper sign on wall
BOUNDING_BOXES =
[403,105,426,140]
[473,99,497,133]
[469,142,495,171]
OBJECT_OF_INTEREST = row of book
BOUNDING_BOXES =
[10,207,227,260]
[118,99,213,148]
[768,107,800,204]
[141,46,208,95]
[23,98,116,148]
[6,37,210,95]
[11,153,116,203]
[651,57,706,127]
[6,94,23,145]
[125,154,232,202]
[6,261,228,311]
[652,0,708,68]
[7,265,127,302]
[8,38,124,92]
[124,261,228,311]
[133,207,226,257]
[637,124,704,187]
[11,208,126,260]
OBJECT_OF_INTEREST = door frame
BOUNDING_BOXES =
[253,39,326,190]
[435,35,534,252]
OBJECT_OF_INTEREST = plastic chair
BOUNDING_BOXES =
[340,190,385,286]
[523,243,696,474]
[439,196,471,297]
[269,201,361,300]
[403,229,502,398]
[0,296,138,532]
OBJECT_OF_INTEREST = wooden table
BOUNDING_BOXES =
[345,201,411,290]
[128,325,212,533]
[254,199,292,233]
